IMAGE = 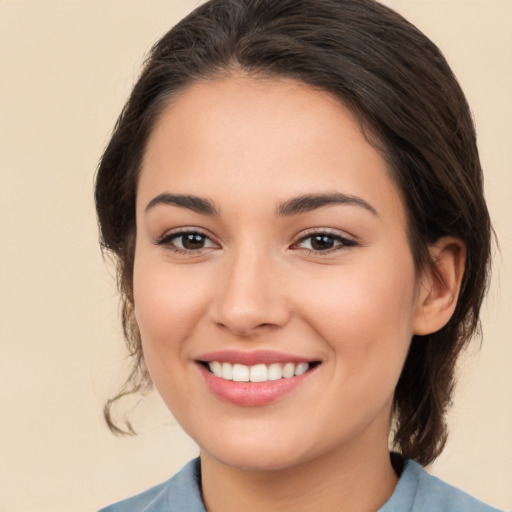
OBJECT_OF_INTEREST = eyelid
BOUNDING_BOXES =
[153,226,357,255]
[292,228,358,253]
[154,227,220,252]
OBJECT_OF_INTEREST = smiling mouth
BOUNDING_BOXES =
[198,361,321,383]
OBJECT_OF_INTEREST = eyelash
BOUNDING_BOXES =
[293,230,358,255]
[154,229,217,255]
[154,229,358,256]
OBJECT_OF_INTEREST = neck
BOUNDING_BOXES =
[200,436,398,512]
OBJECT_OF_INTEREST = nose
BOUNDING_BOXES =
[209,248,291,337]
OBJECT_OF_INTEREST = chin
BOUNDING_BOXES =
[198,422,344,474]
[204,445,309,473]
[193,422,308,472]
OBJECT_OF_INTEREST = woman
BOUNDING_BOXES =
[95,0,500,510]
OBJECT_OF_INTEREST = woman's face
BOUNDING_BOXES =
[134,75,425,471]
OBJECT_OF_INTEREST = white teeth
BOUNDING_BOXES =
[282,362,295,379]
[267,363,283,381]
[232,363,250,382]
[207,361,311,382]
[249,364,268,382]
[295,362,309,376]
[222,362,233,380]
[210,361,223,377]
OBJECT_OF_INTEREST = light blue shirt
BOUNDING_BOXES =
[99,457,503,512]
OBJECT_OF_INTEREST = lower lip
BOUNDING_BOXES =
[198,364,314,406]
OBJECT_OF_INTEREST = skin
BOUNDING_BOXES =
[133,75,464,512]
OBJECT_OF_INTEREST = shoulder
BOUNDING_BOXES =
[98,458,205,512]
[98,480,169,512]
[380,458,503,512]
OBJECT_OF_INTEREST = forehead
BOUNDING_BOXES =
[138,74,405,225]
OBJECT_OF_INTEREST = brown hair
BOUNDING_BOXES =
[95,0,492,465]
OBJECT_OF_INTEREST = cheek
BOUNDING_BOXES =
[132,254,208,369]
[132,259,211,413]
[298,254,417,375]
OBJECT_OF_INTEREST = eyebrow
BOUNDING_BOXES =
[144,191,377,217]
[145,193,219,215]
[276,192,378,217]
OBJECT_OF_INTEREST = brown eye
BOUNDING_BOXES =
[310,235,336,251]
[180,233,208,250]
[156,230,218,252]
[295,232,357,253]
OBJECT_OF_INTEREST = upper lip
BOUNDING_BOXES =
[196,350,318,366]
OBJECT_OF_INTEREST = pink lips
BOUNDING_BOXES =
[196,350,318,407]
[197,350,312,366]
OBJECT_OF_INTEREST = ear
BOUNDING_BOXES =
[413,237,466,336]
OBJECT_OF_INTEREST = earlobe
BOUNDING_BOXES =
[413,237,466,336]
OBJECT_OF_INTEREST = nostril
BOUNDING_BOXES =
[214,319,281,338]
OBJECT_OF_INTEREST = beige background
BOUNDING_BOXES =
[1,1,511,511]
